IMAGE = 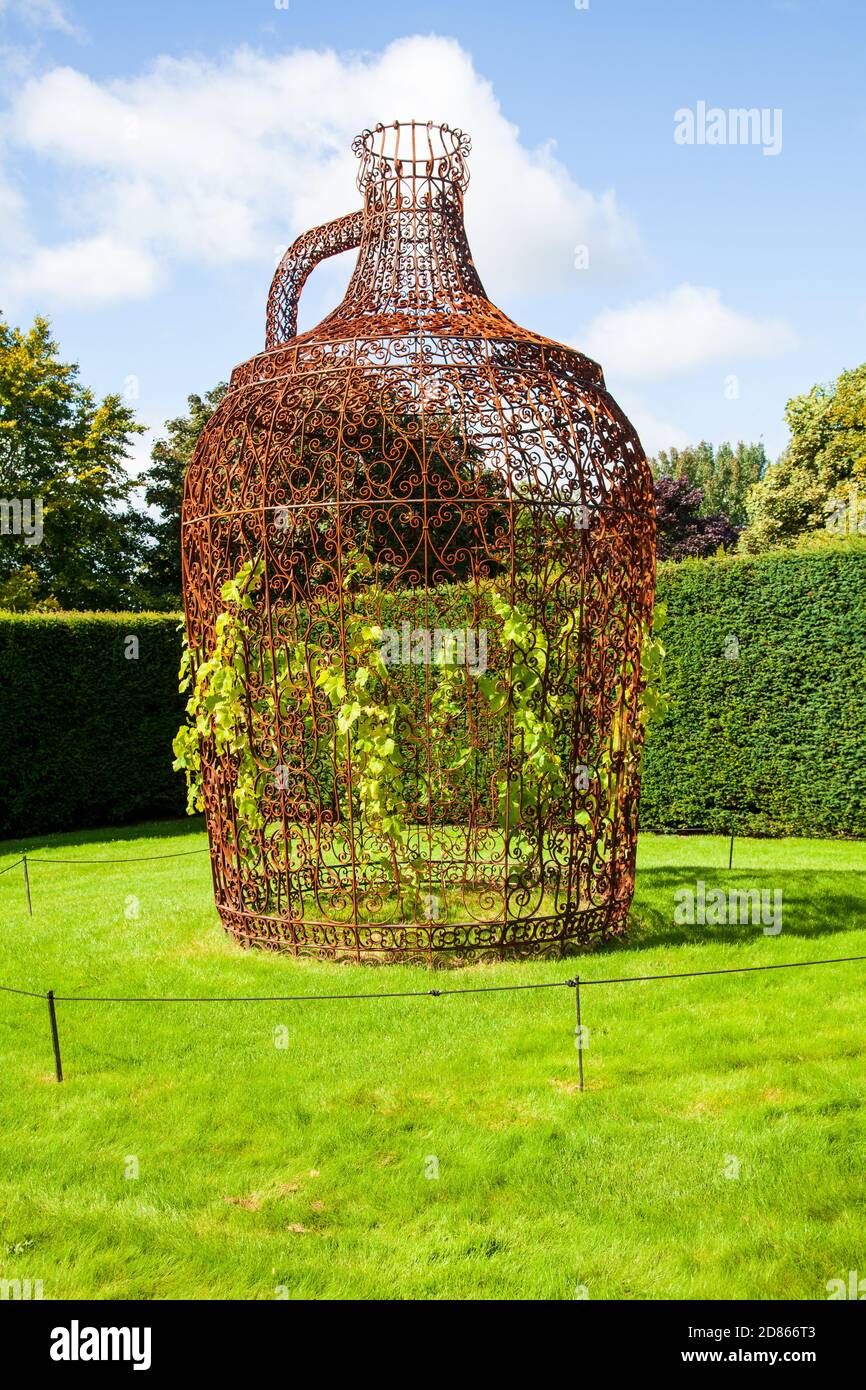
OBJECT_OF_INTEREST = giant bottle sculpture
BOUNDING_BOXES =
[182,121,656,961]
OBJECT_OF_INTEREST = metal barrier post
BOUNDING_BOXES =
[46,990,63,1082]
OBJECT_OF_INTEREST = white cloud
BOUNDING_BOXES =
[0,0,78,36]
[0,161,27,253]
[617,393,691,457]
[0,35,640,309]
[3,233,159,305]
[581,283,797,383]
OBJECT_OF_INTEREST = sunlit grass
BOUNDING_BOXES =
[0,821,863,1300]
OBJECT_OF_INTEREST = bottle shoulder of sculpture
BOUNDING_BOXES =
[222,324,609,410]
[183,345,653,534]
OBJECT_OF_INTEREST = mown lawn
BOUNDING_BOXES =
[0,821,863,1300]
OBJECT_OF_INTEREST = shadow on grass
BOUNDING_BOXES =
[620,865,866,954]
[1,822,863,968]
[0,817,205,857]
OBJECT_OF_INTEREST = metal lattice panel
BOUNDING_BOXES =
[182,121,656,962]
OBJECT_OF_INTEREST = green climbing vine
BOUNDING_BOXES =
[173,557,668,890]
[589,600,671,851]
[308,605,423,905]
[474,591,565,836]
[172,556,265,839]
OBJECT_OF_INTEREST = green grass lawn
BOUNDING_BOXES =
[0,820,864,1300]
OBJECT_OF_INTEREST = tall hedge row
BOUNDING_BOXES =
[0,613,187,838]
[1,543,863,840]
[644,541,866,836]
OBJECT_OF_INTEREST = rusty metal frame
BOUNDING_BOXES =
[182,120,656,962]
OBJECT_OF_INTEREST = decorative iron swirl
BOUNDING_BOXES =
[182,121,656,963]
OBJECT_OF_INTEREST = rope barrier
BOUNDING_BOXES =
[54,977,577,1003]
[0,844,209,915]
[572,953,866,986]
[0,952,862,1006]
[23,848,209,864]
[1,835,863,1082]
[2,951,863,1084]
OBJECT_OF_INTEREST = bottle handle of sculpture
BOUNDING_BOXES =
[265,210,364,350]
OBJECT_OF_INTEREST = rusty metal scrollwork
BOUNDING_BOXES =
[182,120,656,963]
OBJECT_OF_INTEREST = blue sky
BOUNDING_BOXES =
[0,0,863,475]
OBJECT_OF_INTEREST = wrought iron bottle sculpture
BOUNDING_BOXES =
[182,121,656,961]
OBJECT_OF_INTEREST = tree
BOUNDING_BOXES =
[651,440,766,525]
[739,455,830,553]
[654,476,739,561]
[785,363,866,489]
[140,384,227,607]
[740,363,866,552]
[0,563,58,611]
[0,314,146,610]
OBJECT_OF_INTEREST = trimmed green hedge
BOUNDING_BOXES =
[643,541,866,836]
[0,613,187,838]
[1,542,863,840]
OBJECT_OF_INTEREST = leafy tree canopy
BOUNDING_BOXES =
[140,383,227,607]
[784,363,866,490]
[654,476,739,561]
[741,363,866,553]
[739,455,829,554]
[651,439,766,525]
[0,314,146,610]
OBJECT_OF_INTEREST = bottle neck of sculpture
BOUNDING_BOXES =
[340,172,487,320]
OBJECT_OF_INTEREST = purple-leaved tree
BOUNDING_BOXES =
[654,477,740,560]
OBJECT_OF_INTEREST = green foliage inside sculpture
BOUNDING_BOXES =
[172,557,667,905]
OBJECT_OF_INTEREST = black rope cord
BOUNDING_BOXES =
[0,982,48,999]
[23,848,209,865]
[0,953,862,1005]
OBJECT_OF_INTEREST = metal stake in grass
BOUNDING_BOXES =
[574,976,584,1092]
[728,831,735,870]
[47,989,63,1083]
[22,852,32,916]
